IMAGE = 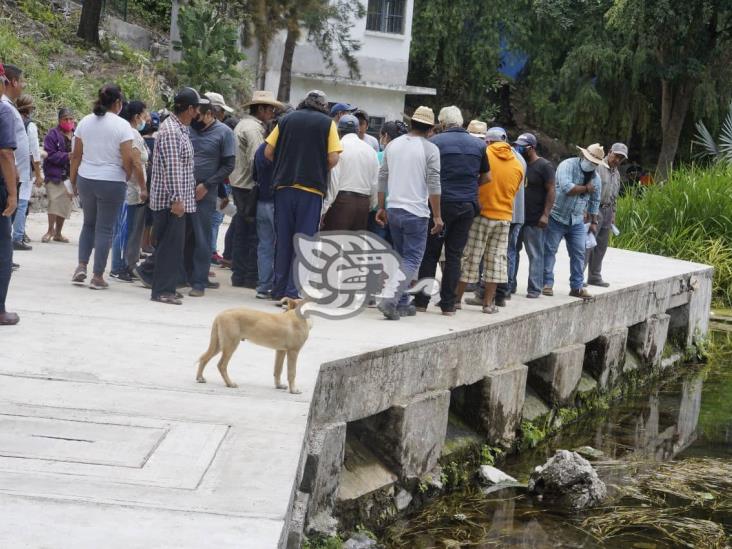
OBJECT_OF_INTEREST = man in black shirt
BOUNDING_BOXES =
[515,133,555,298]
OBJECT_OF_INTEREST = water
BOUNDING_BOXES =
[383,334,732,548]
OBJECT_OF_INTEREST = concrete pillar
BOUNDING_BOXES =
[584,327,628,391]
[479,365,528,445]
[528,344,585,406]
[628,313,670,367]
[300,423,346,522]
[351,391,450,481]
[687,273,712,347]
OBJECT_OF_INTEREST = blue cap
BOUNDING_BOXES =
[337,114,359,134]
[486,126,507,142]
[330,102,356,117]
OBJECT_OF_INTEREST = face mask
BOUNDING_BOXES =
[190,118,206,131]
[580,159,596,172]
[60,121,75,132]
[136,120,146,132]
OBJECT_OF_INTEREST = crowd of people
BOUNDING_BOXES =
[0,59,629,325]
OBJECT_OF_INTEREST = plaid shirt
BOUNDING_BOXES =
[150,114,196,212]
[551,157,601,226]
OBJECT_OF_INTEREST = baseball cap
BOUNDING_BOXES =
[330,102,356,116]
[204,91,234,113]
[515,132,538,147]
[306,90,328,108]
[173,87,210,109]
[353,108,369,121]
[337,114,359,134]
[611,142,629,158]
[486,126,507,142]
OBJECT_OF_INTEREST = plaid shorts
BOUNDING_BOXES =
[459,217,510,284]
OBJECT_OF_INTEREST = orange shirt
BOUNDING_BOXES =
[479,142,524,221]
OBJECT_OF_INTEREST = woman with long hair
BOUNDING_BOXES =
[69,84,135,290]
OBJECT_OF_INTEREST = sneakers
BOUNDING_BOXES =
[569,288,593,300]
[206,280,220,289]
[494,295,507,307]
[110,270,134,282]
[542,286,554,296]
[72,266,87,285]
[378,301,400,321]
[397,303,416,317]
[587,279,610,287]
[464,296,484,307]
[527,292,540,299]
[211,252,223,265]
[132,267,152,289]
[189,288,205,297]
[13,240,32,251]
[89,278,109,290]
[256,291,271,299]
[22,234,31,244]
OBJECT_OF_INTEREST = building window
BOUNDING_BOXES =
[366,0,406,34]
[368,116,385,138]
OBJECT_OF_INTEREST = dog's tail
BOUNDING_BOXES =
[197,316,221,367]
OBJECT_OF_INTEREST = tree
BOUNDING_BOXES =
[172,0,247,97]
[77,0,104,45]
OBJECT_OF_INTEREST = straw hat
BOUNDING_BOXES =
[577,143,610,168]
[467,120,487,138]
[409,106,435,126]
[243,90,284,110]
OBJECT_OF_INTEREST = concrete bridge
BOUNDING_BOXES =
[0,214,712,547]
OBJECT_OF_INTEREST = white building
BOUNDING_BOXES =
[248,0,435,132]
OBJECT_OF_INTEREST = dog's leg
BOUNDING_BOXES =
[196,319,221,383]
[286,350,302,394]
[274,350,287,390]
[216,340,240,388]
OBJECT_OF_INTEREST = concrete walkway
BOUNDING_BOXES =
[0,212,707,548]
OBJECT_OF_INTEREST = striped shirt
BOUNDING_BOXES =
[149,114,196,213]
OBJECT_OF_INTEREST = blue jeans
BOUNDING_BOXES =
[0,212,12,313]
[12,198,28,242]
[211,208,225,255]
[256,200,275,294]
[184,194,216,291]
[111,203,129,273]
[273,187,322,298]
[496,222,523,299]
[385,208,429,307]
[543,216,586,291]
[522,224,546,296]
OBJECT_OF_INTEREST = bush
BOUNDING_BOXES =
[615,164,732,306]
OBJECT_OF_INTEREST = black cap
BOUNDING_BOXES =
[354,108,369,121]
[173,87,210,108]
[337,114,359,134]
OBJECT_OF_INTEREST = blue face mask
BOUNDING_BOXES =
[580,159,596,172]
[136,121,146,132]
[516,145,527,155]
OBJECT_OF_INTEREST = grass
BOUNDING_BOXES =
[615,163,732,307]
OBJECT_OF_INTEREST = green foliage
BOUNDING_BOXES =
[614,164,732,306]
[18,0,56,25]
[519,420,547,450]
[694,102,732,163]
[173,0,247,97]
[302,534,343,549]
[479,445,504,466]
[126,0,171,30]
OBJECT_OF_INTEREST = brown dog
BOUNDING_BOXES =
[196,298,311,393]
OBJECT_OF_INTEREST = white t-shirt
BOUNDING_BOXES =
[126,130,149,205]
[74,112,134,182]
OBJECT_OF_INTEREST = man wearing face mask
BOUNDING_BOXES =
[585,143,628,287]
[186,101,236,297]
[543,144,605,300]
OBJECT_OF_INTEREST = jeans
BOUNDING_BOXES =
[211,208,225,255]
[586,206,612,283]
[125,204,146,268]
[231,187,259,285]
[145,209,186,299]
[11,198,28,242]
[496,222,523,300]
[367,210,391,244]
[522,224,546,296]
[385,207,429,307]
[414,201,474,311]
[0,212,12,313]
[111,203,129,273]
[77,176,127,275]
[184,194,216,291]
[256,200,275,294]
[543,216,586,291]
[273,187,322,298]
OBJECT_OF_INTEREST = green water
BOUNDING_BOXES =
[383,335,732,548]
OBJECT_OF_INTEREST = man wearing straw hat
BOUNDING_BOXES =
[543,143,605,300]
[375,105,443,320]
[230,90,283,289]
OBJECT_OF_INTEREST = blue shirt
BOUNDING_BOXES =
[0,101,17,189]
[430,128,488,203]
[551,157,601,226]
[253,142,274,201]
[190,120,236,187]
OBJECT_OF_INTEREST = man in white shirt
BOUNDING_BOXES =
[375,106,443,320]
[354,109,380,152]
[322,114,379,231]
[1,65,31,251]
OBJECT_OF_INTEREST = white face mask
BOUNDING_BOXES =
[580,158,596,172]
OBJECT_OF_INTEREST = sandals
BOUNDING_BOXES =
[53,234,69,243]
[89,278,109,290]
[152,293,182,305]
[72,266,87,285]
[482,304,499,314]
[41,233,53,243]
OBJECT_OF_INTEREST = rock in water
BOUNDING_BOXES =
[574,446,605,461]
[528,450,607,510]
[478,465,517,485]
[343,533,377,549]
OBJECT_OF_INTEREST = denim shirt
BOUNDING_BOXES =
[550,157,601,226]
